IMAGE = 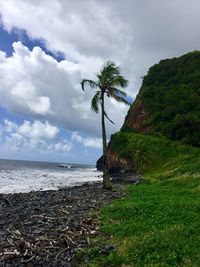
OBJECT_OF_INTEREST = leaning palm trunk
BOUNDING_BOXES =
[81,61,130,190]
[101,93,112,189]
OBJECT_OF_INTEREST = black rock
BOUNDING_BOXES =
[100,245,115,255]
[96,155,103,171]
[60,261,72,267]
[0,183,124,266]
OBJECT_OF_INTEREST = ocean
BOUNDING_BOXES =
[0,159,102,194]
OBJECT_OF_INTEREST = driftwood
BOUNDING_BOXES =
[0,182,125,266]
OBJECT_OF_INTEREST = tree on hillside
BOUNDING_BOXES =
[81,61,130,189]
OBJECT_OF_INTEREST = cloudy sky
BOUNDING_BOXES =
[0,0,200,164]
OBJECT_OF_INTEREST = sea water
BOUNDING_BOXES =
[0,159,102,194]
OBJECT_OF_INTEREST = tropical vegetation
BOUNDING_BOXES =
[126,51,200,147]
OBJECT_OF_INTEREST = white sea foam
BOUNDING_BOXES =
[0,168,102,194]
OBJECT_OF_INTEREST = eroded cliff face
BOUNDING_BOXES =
[123,99,151,134]
[96,98,150,173]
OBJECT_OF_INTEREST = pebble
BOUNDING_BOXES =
[0,182,125,266]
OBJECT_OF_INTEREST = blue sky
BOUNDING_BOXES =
[0,27,65,60]
[0,0,200,164]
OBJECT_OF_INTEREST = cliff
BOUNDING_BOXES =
[97,51,200,172]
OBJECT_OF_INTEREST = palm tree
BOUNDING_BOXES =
[81,61,130,189]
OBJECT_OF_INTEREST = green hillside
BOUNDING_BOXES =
[123,51,200,146]
[110,132,200,178]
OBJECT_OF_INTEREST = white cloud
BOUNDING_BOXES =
[11,81,52,115]
[3,119,17,132]
[3,119,58,140]
[18,120,59,139]
[6,132,27,147]
[72,132,102,149]
[0,0,200,143]
[1,0,200,96]
[0,0,135,97]
[1,119,71,153]
[0,1,131,61]
[54,142,72,152]
[0,41,129,137]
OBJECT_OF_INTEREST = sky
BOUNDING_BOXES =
[0,0,200,164]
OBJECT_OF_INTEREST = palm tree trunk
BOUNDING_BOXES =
[101,93,112,190]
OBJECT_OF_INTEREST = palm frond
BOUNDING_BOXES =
[97,61,120,88]
[81,79,98,91]
[82,61,129,123]
[110,75,128,88]
[96,61,129,93]
[110,93,131,106]
[91,92,100,113]
[108,87,127,97]
[104,110,115,124]
[101,61,119,75]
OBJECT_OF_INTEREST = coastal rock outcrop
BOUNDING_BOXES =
[96,151,132,174]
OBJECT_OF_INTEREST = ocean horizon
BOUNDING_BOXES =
[0,159,102,194]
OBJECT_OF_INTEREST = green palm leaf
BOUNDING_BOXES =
[110,75,129,88]
[104,110,115,124]
[110,92,131,105]
[91,92,100,113]
[81,79,98,91]
[109,87,128,97]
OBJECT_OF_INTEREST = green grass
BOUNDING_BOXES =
[87,180,200,267]
[110,132,200,178]
[82,133,200,267]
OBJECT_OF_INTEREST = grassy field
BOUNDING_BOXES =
[82,133,200,266]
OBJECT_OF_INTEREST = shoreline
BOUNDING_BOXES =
[0,180,138,267]
[0,180,103,196]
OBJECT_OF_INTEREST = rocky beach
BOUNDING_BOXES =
[0,181,134,267]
